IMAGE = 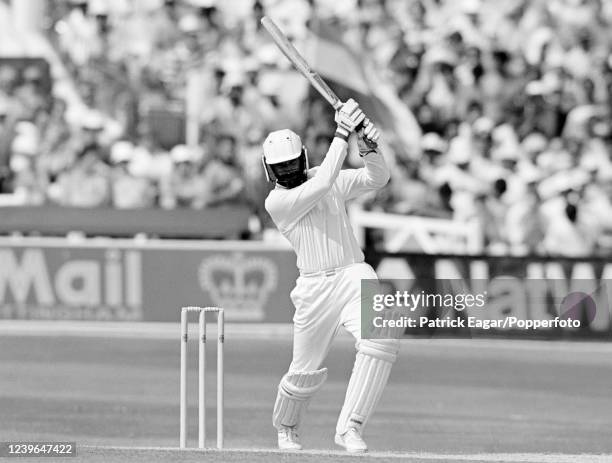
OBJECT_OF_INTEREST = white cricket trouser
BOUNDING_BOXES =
[288,262,378,371]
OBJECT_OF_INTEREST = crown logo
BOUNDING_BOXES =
[198,252,279,321]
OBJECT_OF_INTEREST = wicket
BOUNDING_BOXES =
[179,306,224,449]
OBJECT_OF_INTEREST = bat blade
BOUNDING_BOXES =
[261,16,342,110]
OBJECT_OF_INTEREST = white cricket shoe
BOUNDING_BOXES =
[335,427,368,453]
[277,426,303,450]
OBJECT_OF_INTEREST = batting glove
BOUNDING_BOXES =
[362,119,380,143]
[357,119,380,156]
[334,98,365,140]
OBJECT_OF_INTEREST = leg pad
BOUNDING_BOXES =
[273,368,328,429]
[336,340,399,434]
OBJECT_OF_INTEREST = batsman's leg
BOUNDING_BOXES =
[273,368,328,450]
[273,276,342,450]
[335,263,400,452]
[335,339,399,435]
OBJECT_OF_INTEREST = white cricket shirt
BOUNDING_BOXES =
[265,137,390,273]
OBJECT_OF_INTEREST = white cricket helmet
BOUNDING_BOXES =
[262,129,309,187]
[263,129,302,164]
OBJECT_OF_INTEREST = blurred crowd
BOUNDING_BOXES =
[358,0,612,256]
[1,0,612,256]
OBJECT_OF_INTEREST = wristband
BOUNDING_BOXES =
[335,128,349,141]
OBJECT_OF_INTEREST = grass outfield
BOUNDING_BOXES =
[0,322,611,462]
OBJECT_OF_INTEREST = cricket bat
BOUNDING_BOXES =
[260,16,343,111]
[260,16,376,146]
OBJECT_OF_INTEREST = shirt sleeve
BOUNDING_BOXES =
[265,137,348,231]
[335,150,390,201]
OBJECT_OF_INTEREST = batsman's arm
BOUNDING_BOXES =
[336,116,387,199]
[336,142,389,201]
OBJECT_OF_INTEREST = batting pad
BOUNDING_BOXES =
[272,368,328,430]
[336,340,399,435]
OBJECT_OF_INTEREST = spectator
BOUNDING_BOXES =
[37,98,72,182]
[56,0,99,67]
[109,140,156,209]
[203,133,245,206]
[47,144,110,208]
[160,144,208,209]
[129,129,173,183]
[484,178,510,254]
[13,66,48,121]
[7,129,45,205]
[543,202,596,257]
[506,182,546,256]
[387,156,447,218]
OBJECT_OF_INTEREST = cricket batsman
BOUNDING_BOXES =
[262,99,400,452]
